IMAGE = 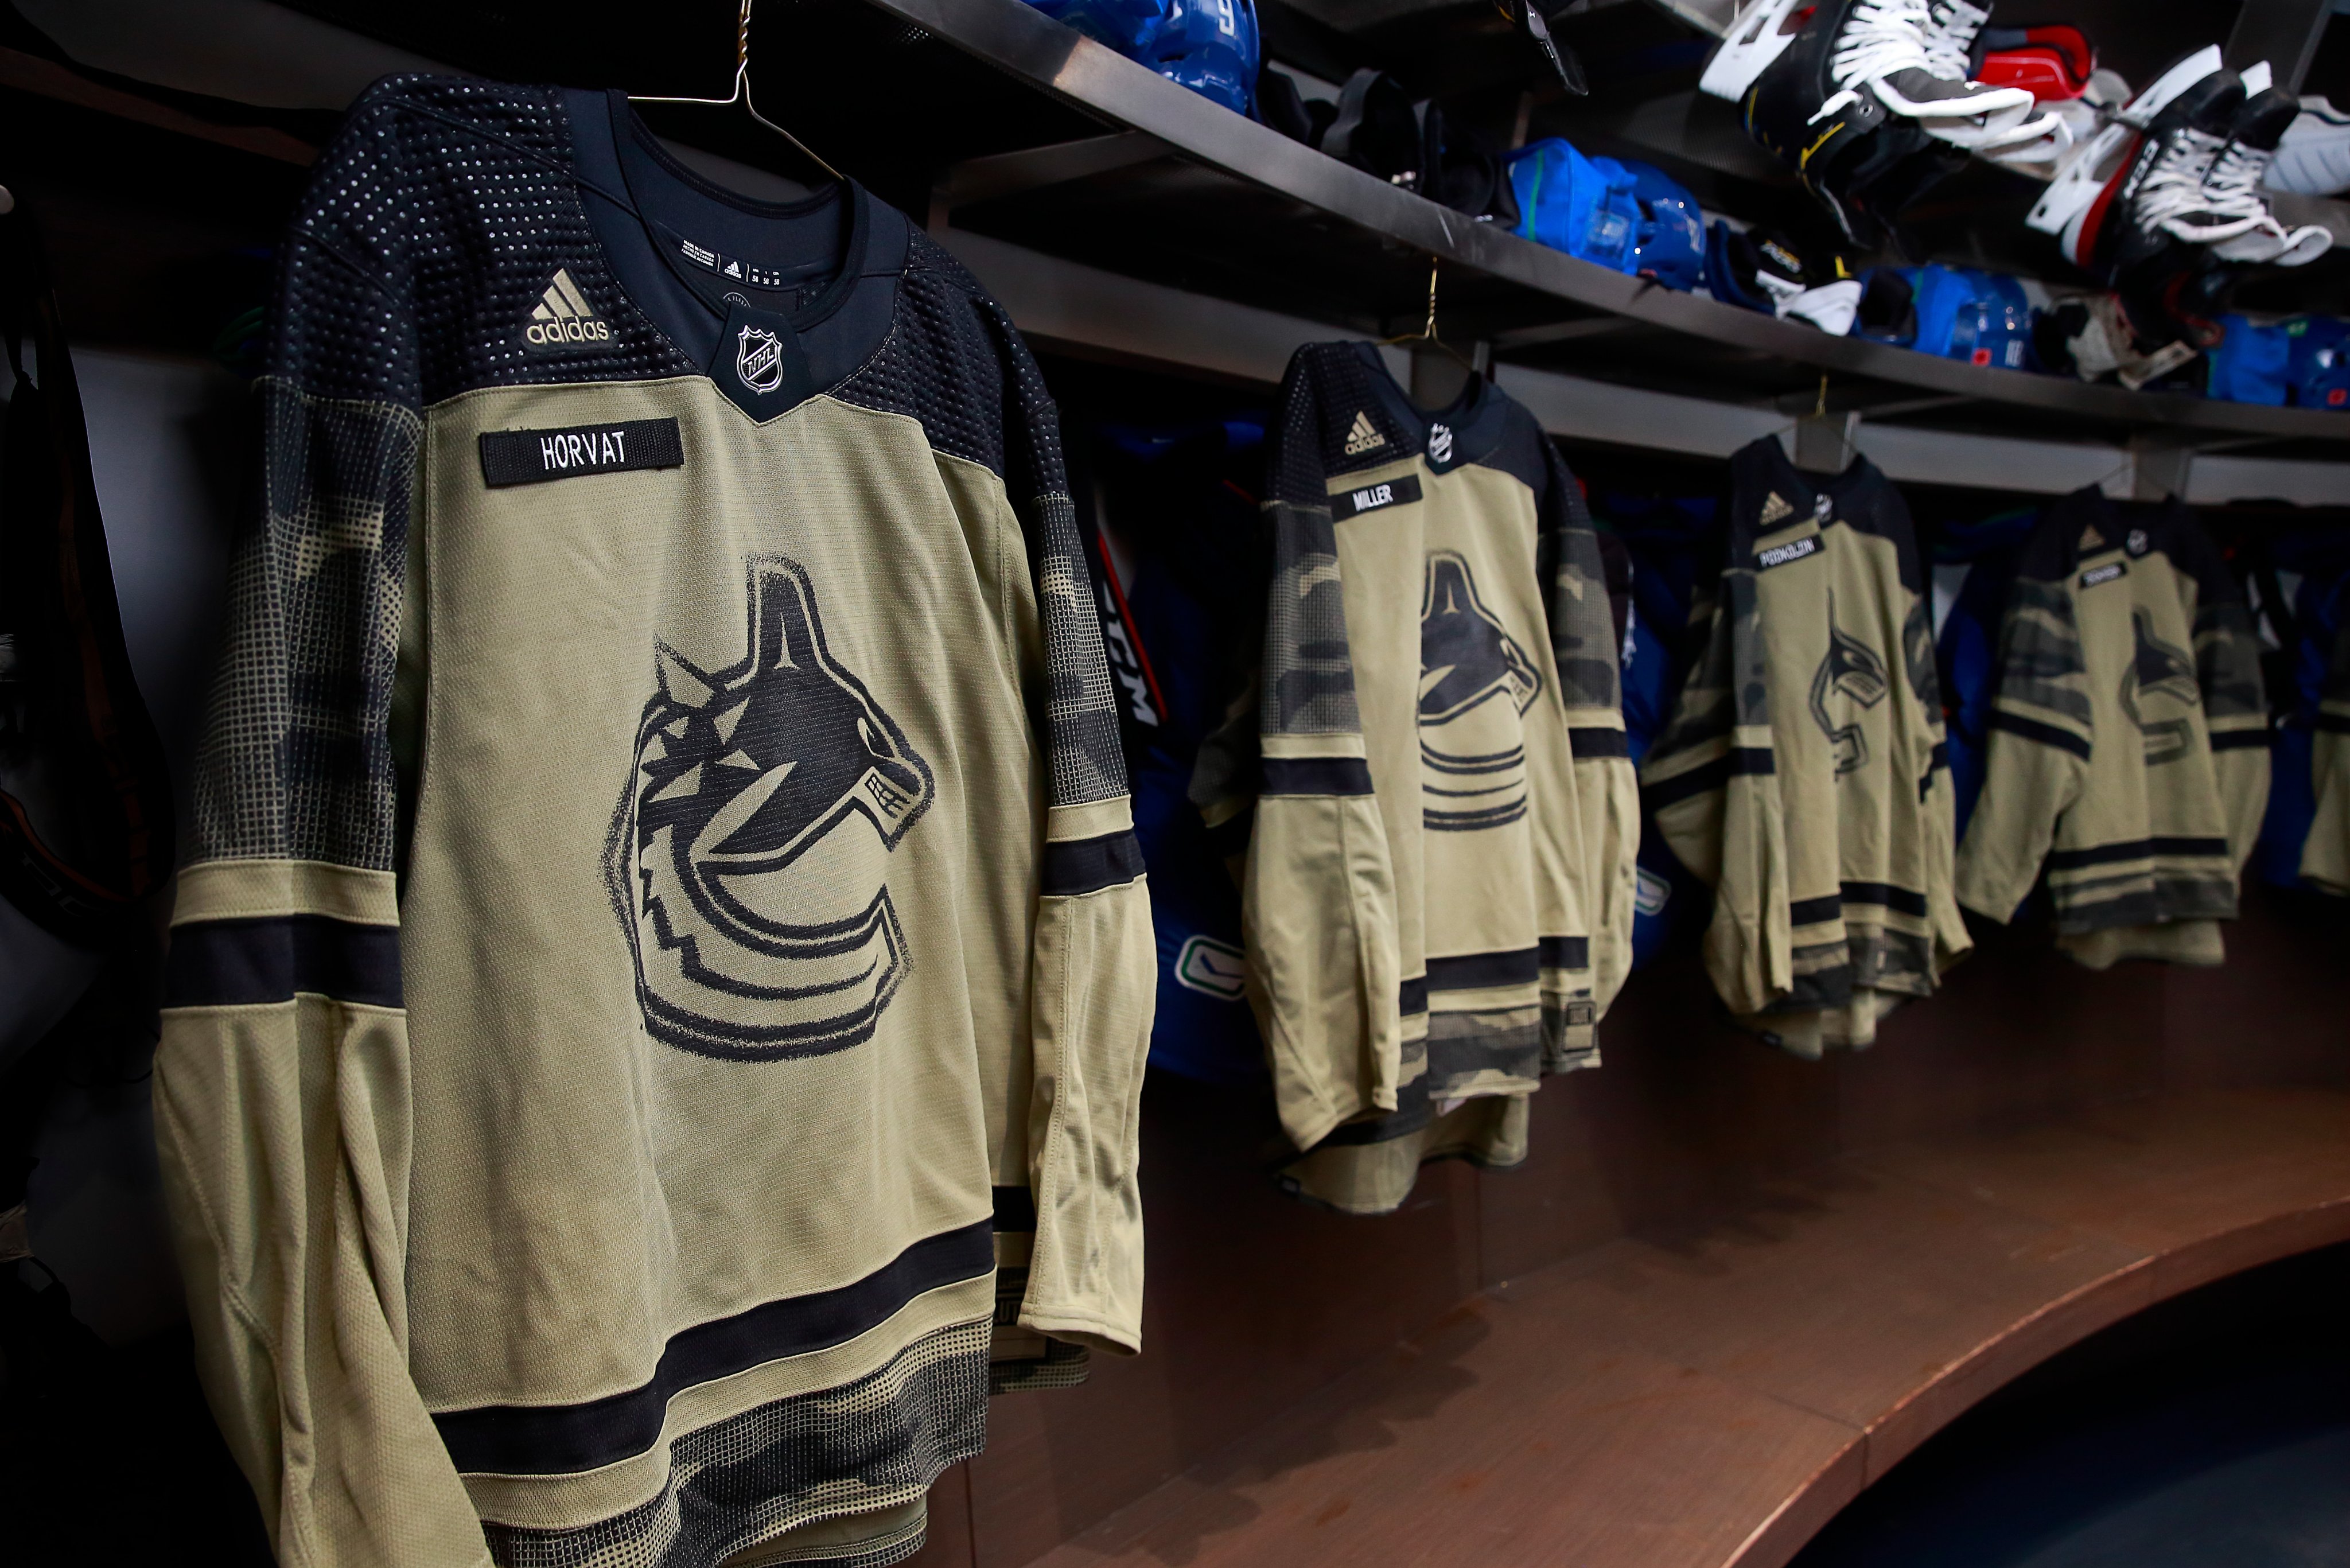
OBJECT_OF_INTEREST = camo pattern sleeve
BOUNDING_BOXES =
[153,79,504,1568]
[2174,509,2270,876]
[1954,501,2093,925]
[1902,551,1973,974]
[1539,439,1637,1032]
[2302,616,2350,894]
[968,279,1155,1367]
[1243,345,1403,1151]
[1639,446,1792,1017]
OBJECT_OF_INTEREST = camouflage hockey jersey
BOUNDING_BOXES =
[1955,490,2268,966]
[153,79,1154,1568]
[1194,342,1635,1214]
[1642,439,1969,1057]
[2305,616,2350,893]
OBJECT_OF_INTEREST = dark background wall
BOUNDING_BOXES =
[910,885,2350,1568]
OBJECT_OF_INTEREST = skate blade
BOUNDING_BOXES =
[1925,106,2066,151]
[1869,76,2037,129]
[1972,114,2075,170]
[1699,0,1808,102]
[2029,120,2129,234]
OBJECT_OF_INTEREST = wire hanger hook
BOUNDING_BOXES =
[631,0,844,183]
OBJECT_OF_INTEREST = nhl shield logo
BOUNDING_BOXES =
[606,555,934,1060]
[736,322,787,394]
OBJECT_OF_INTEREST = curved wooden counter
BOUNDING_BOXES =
[1021,1088,2350,1568]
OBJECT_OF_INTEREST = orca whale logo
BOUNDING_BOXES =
[607,555,934,1060]
[1418,551,1542,832]
[1807,591,1890,778]
[2119,606,2199,765]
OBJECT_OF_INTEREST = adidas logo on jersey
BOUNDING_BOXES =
[1757,492,1793,526]
[2080,524,2106,550]
[524,269,613,349]
[1342,411,1387,456]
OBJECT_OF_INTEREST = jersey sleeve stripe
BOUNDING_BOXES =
[1423,946,1541,992]
[2206,727,2270,751]
[2045,836,2231,870]
[1567,726,1629,758]
[1539,935,1590,970]
[1040,830,1146,897]
[1259,756,1376,796]
[1988,709,2092,759]
[162,915,404,1009]
[1643,746,1775,807]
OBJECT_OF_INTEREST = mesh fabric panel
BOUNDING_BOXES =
[834,234,1125,811]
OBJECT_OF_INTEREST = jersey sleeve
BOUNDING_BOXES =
[2303,618,2350,893]
[151,96,495,1568]
[1538,443,1636,1030]
[1639,563,1792,1015]
[1954,538,2092,923]
[984,305,1156,1360]
[2188,547,2271,877]
[1241,349,1402,1151]
[1901,573,1971,971]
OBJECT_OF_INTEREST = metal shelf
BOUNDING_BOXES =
[846,0,2350,448]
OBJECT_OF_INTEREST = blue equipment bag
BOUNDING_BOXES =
[1621,160,1704,290]
[1151,0,1258,115]
[1508,138,1641,273]
[1907,265,2030,369]
[2286,316,2350,409]
[2206,314,2291,404]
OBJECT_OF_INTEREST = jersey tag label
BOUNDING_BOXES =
[1332,472,1422,519]
[479,419,683,488]
[1755,533,1820,571]
[2080,561,2127,589]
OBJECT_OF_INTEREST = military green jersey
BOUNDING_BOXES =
[154,79,1154,1568]
[1193,342,1634,1215]
[1642,439,1969,1057]
[1955,489,2268,967]
[2299,615,2350,893]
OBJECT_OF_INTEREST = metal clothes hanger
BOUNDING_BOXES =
[1379,255,1483,378]
[630,0,844,184]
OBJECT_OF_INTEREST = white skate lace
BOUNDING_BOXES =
[2201,135,2276,220]
[2137,125,2259,239]
[1808,0,1936,122]
[1921,0,1988,81]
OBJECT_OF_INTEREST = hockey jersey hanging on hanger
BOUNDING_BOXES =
[1193,340,1636,1215]
[1955,488,2269,966]
[1642,437,1970,1057]
[153,77,1155,1568]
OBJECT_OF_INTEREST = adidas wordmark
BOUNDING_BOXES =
[525,269,612,348]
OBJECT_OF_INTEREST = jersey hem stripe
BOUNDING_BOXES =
[433,1219,994,1475]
